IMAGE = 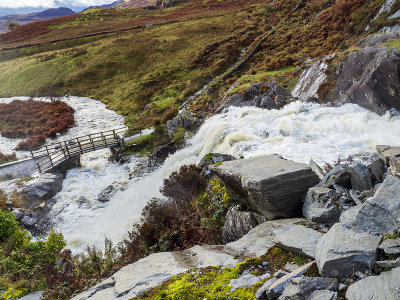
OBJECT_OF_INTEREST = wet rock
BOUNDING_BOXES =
[315,223,380,277]
[278,276,338,300]
[368,159,385,183]
[376,145,400,166]
[335,46,400,115]
[197,153,236,169]
[148,142,177,167]
[23,173,63,203]
[211,155,320,219]
[12,208,24,221]
[273,224,323,258]
[318,165,351,189]
[265,261,315,299]
[305,290,337,300]
[302,187,341,225]
[349,162,372,191]
[21,215,36,228]
[378,237,400,255]
[222,207,267,244]
[259,95,278,109]
[351,175,400,235]
[98,185,116,203]
[346,267,400,300]
[244,83,262,101]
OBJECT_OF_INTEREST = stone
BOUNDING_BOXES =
[346,267,400,300]
[21,216,36,228]
[351,175,400,235]
[292,54,334,101]
[305,290,337,300]
[23,173,63,203]
[12,208,24,221]
[211,155,320,219]
[315,223,380,277]
[349,162,372,191]
[224,218,305,257]
[256,278,278,299]
[98,185,116,202]
[376,145,400,166]
[273,224,323,258]
[378,24,400,35]
[148,142,177,167]
[275,270,289,278]
[368,158,386,182]
[308,159,325,180]
[357,33,399,48]
[375,258,400,268]
[244,83,262,101]
[284,263,300,272]
[18,291,43,300]
[260,95,278,109]
[338,205,360,225]
[318,165,351,188]
[229,273,260,291]
[302,187,341,225]
[265,261,315,299]
[70,278,116,300]
[389,155,400,177]
[378,237,400,255]
[278,276,338,300]
[222,207,267,244]
[197,153,236,169]
[335,47,400,115]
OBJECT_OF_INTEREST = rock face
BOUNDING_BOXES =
[222,207,267,244]
[278,276,338,300]
[376,145,400,166]
[315,223,380,277]
[211,154,320,219]
[356,33,398,48]
[351,175,400,235]
[292,55,334,101]
[23,173,63,203]
[346,267,400,300]
[378,237,400,256]
[148,142,177,167]
[335,46,400,115]
[273,224,323,258]
[349,162,372,191]
[318,165,351,188]
[302,187,341,224]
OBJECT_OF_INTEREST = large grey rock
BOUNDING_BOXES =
[308,160,325,180]
[375,257,400,268]
[224,218,305,257]
[222,207,267,244]
[211,155,320,219]
[378,237,400,256]
[302,187,341,224]
[256,278,278,299]
[148,142,177,167]
[278,276,338,300]
[389,155,400,177]
[315,223,380,277]
[368,158,385,183]
[197,153,236,169]
[351,175,400,235]
[376,145,400,166]
[319,165,351,188]
[273,224,323,258]
[346,267,400,300]
[265,261,315,299]
[305,290,337,300]
[335,46,400,115]
[292,55,334,101]
[338,205,360,225]
[357,33,399,48]
[349,162,372,191]
[229,273,261,291]
[23,173,63,203]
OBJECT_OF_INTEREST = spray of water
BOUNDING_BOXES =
[49,101,400,252]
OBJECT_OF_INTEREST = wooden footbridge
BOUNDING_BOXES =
[30,128,127,173]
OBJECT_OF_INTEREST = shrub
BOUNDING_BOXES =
[0,152,17,165]
[0,210,19,242]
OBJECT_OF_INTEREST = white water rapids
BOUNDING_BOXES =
[47,101,400,252]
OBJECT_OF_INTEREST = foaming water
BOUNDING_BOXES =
[0,96,125,158]
[52,101,400,252]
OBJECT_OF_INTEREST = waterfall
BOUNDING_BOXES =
[50,101,400,252]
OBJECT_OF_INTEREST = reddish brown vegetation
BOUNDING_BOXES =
[0,99,75,150]
[0,14,79,44]
[0,151,17,165]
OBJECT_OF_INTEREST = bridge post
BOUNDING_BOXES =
[77,138,83,154]
[46,146,54,169]
[89,134,95,151]
[64,142,71,158]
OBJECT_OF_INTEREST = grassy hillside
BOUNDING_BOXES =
[0,0,397,128]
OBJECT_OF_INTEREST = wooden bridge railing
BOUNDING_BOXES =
[31,127,127,173]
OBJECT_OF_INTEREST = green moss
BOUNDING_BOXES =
[380,39,400,50]
[382,233,399,242]
[214,161,223,167]
[120,133,154,155]
[172,128,186,145]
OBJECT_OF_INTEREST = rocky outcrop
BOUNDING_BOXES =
[222,207,267,244]
[357,33,399,48]
[22,173,63,203]
[302,187,341,224]
[315,223,380,277]
[148,141,177,167]
[378,237,400,256]
[273,224,323,258]
[278,276,338,300]
[351,175,400,235]
[346,267,400,300]
[220,81,293,112]
[376,145,400,166]
[211,154,320,219]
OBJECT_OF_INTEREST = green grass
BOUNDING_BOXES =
[381,38,400,49]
